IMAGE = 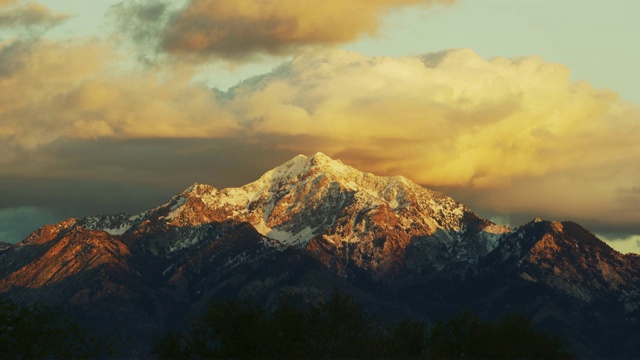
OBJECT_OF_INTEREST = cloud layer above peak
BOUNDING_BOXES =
[223,49,638,188]
[0,42,638,240]
[3,45,639,182]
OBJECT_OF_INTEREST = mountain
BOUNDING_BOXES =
[450,219,640,358]
[79,152,508,277]
[0,153,638,358]
[0,241,11,252]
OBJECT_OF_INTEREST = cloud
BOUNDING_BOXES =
[110,0,175,63]
[221,48,639,183]
[1,44,638,242]
[0,0,68,80]
[216,48,640,233]
[115,0,455,61]
[0,39,239,154]
[0,138,300,243]
[0,1,67,35]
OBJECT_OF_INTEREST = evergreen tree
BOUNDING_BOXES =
[428,311,574,360]
[152,293,574,359]
[0,297,109,359]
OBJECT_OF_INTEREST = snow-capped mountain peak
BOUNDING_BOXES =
[153,157,500,271]
[253,152,355,187]
[79,153,509,275]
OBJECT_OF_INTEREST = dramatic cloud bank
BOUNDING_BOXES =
[1,41,638,240]
[223,49,638,187]
[219,49,639,233]
[116,0,454,61]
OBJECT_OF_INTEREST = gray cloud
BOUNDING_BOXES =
[0,2,67,38]
[0,39,31,77]
[0,137,300,243]
[110,0,174,63]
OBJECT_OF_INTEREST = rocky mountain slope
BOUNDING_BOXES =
[0,153,637,358]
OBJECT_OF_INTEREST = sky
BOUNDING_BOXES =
[0,0,639,253]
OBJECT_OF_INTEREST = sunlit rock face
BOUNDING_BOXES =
[74,152,508,280]
[0,153,638,358]
[485,219,640,305]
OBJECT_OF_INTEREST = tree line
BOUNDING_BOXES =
[0,292,575,359]
[0,297,110,359]
[153,291,574,359]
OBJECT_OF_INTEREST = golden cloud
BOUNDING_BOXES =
[159,0,455,60]
[220,48,640,229]
[3,44,639,190]
[217,49,639,191]
[0,40,239,152]
[1,42,638,230]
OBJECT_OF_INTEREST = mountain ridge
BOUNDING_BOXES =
[0,153,638,358]
[76,152,510,278]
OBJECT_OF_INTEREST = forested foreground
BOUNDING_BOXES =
[0,293,574,359]
[0,292,574,359]
[0,297,111,359]
[153,291,575,359]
